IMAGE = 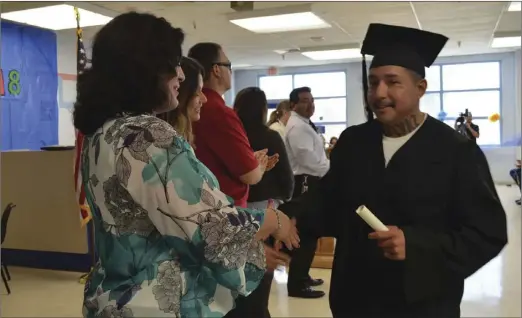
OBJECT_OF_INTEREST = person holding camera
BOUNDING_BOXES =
[454,112,480,143]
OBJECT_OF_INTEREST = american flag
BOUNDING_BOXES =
[77,28,87,74]
[73,7,91,227]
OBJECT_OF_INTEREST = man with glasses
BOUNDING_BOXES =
[188,43,281,318]
[189,42,262,207]
[284,86,329,299]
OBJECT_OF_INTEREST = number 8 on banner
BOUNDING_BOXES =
[0,69,22,97]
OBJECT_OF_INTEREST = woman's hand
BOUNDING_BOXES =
[255,208,300,250]
[272,210,300,250]
[254,149,269,172]
[264,243,290,271]
[266,154,279,171]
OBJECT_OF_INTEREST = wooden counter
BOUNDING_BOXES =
[1,150,90,271]
[312,237,335,269]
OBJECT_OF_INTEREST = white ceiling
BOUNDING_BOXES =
[3,1,521,69]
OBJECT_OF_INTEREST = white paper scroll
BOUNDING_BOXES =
[356,205,389,232]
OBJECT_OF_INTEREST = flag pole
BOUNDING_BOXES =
[73,6,96,284]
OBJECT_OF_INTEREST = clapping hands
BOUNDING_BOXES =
[254,149,279,172]
[266,153,279,171]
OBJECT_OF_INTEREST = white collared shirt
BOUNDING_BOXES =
[285,111,330,177]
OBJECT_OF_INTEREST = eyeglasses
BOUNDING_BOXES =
[213,62,232,70]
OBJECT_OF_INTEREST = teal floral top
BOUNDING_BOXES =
[80,115,266,318]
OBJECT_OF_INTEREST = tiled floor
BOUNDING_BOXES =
[1,186,520,317]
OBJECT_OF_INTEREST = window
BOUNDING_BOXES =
[443,119,500,146]
[293,72,346,97]
[321,124,347,143]
[421,61,501,145]
[420,93,441,118]
[425,65,441,92]
[472,119,501,146]
[442,62,500,91]
[258,71,348,135]
[259,75,293,100]
[442,90,500,118]
[311,98,347,123]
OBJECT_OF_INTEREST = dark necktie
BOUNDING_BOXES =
[309,120,318,133]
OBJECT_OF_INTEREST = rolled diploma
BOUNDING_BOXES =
[356,205,389,232]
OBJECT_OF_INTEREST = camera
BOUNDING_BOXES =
[455,109,472,138]
[456,109,470,125]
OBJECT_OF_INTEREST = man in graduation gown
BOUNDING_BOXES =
[278,23,508,318]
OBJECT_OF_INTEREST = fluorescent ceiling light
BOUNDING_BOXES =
[233,64,252,68]
[491,36,521,48]
[230,12,331,34]
[508,2,521,11]
[1,4,112,30]
[274,50,287,55]
[302,48,361,61]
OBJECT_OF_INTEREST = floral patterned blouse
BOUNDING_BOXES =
[80,115,266,318]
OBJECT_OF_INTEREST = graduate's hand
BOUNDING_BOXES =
[264,243,290,271]
[368,226,406,261]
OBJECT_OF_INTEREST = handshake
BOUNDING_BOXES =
[256,207,300,271]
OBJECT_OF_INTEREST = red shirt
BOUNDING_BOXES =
[193,88,258,208]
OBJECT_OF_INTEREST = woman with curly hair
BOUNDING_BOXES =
[74,12,299,318]
[157,57,206,148]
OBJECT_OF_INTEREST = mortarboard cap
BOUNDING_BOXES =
[360,23,449,121]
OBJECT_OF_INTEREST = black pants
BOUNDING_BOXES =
[224,271,274,318]
[287,174,320,290]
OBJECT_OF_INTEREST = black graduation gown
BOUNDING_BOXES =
[279,116,508,318]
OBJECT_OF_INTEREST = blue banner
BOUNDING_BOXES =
[1,21,58,150]
[268,102,278,109]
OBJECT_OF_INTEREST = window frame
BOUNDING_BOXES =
[258,70,348,137]
[426,60,502,147]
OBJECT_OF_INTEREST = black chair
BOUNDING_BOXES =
[1,203,15,294]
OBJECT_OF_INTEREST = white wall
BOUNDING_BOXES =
[56,29,94,146]
[234,52,522,184]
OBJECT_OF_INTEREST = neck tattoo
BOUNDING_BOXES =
[382,112,425,137]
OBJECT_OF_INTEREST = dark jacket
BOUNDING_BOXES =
[244,125,294,203]
[280,116,507,317]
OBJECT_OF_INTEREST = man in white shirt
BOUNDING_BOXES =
[284,87,329,299]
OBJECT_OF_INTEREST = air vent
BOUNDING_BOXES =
[310,36,325,42]
[231,1,254,12]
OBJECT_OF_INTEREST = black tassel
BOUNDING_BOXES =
[362,55,373,122]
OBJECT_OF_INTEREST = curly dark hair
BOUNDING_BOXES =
[158,57,204,146]
[233,87,268,135]
[73,12,185,135]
